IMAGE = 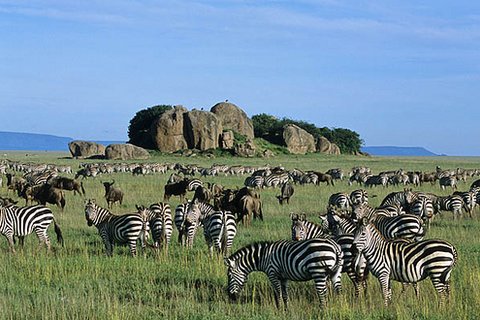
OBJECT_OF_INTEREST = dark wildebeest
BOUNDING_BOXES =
[163,179,189,202]
[313,172,335,186]
[191,185,213,204]
[23,184,66,211]
[276,181,294,205]
[102,180,124,209]
[48,176,85,196]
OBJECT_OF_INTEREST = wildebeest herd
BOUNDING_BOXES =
[1,159,478,309]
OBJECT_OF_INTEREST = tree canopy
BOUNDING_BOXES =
[252,113,363,154]
[128,105,172,149]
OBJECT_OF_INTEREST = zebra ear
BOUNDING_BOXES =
[300,213,307,221]
[290,212,298,220]
[224,258,234,268]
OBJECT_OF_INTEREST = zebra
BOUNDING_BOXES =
[244,176,264,189]
[364,174,388,188]
[410,196,435,228]
[380,189,416,210]
[328,192,351,211]
[225,239,343,309]
[435,195,464,219]
[0,203,64,253]
[186,178,203,192]
[352,220,457,306]
[352,203,396,221]
[202,210,237,255]
[24,169,58,186]
[372,214,425,242]
[350,189,368,206]
[290,213,330,241]
[84,199,146,256]
[263,173,289,188]
[453,191,476,218]
[439,176,457,190]
[174,201,191,246]
[137,203,173,249]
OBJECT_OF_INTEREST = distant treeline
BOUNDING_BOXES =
[252,113,363,154]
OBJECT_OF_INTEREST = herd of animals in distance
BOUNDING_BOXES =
[1,159,478,309]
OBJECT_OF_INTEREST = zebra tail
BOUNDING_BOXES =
[54,220,64,247]
[81,182,86,196]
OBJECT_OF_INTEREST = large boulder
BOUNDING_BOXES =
[151,106,189,153]
[184,110,223,151]
[316,136,341,155]
[105,144,150,160]
[220,130,235,149]
[282,124,316,154]
[68,140,105,158]
[234,139,256,157]
[210,102,254,139]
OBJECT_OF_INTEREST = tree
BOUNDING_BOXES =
[128,105,172,149]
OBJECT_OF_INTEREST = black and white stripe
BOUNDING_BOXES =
[435,195,464,219]
[328,193,351,210]
[0,204,64,252]
[410,196,435,228]
[290,213,329,241]
[174,201,190,246]
[353,221,457,306]
[203,210,237,255]
[350,189,368,206]
[84,199,145,256]
[138,203,173,249]
[225,239,343,309]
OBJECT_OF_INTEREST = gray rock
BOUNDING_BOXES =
[210,102,254,139]
[68,141,105,158]
[150,106,189,153]
[282,124,316,154]
[105,144,150,160]
[184,110,223,151]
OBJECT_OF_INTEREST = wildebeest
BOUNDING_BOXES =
[22,184,66,211]
[276,181,294,205]
[48,176,85,196]
[192,185,213,203]
[102,180,124,209]
[163,179,189,202]
[312,172,334,186]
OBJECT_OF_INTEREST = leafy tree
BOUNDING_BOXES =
[128,105,172,149]
[252,114,285,145]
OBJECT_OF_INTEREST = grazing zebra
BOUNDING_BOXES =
[350,189,368,206]
[183,200,215,247]
[84,199,146,256]
[453,191,476,218]
[353,220,457,306]
[435,195,464,219]
[202,210,237,255]
[225,239,343,309]
[364,174,388,188]
[439,176,457,190]
[244,176,264,189]
[372,214,425,242]
[24,169,58,186]
[410,196,435,228]
[328,192,351,210]
[380,189,416,210]
[263,173,289,188]
[175,201,191,245]
[352,204,395,221]
[137,203,173,249]
[0,203,64,252]
[290,213,329,241]
[186,178,203,192]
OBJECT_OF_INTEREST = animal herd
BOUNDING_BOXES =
[1,159,478,309]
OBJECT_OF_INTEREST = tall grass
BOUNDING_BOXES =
[0,152,479,319]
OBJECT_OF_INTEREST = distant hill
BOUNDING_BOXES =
[0,131,124,151]
[361,146,441,156]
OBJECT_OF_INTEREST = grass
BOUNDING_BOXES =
[0,151,480,319]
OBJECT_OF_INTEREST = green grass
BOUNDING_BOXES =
[1,152,480,319]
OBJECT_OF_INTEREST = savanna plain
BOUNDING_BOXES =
[0,152,479,320]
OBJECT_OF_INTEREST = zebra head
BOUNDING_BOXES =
[224,257,247,301]
[352,218,370,254]
[290,213,307,241]
[84,199,98,226]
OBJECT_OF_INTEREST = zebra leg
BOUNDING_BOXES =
[104,241,114,257]
[34,228,51,252]
[128,241,137,257]
[378,273,392,306]
[312,274,328,308]
[268,276,282,309]
[280,279,289,310]
[4,234,16,253]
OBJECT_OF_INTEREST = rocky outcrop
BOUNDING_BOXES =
[68,141,105,158]
[220,130,235,149]
[105,144,150,160]
[184,110,223,151]
[316,136,341,155]
[150,106,189,153]
[282,124,316,154]
[210,102,254,139]
[234,139,256,157]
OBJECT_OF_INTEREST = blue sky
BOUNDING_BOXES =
[1,1,479,155]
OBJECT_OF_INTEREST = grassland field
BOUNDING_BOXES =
[0,151,479,320]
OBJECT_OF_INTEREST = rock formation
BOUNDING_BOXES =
[105,144,150,160]
[316,136,341,155]
[210,102,254,139]
[68,141,105,158]
[184,110,223,151]
[282,124,316,154]
[150,106,189,153]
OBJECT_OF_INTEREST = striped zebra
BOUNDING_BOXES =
[435,195,464,219]
[184,200,237,255]
[225,239,343,309]
[137,203,173,249]
[0,203,64,253]
[24,169,58,185]
[372,214,425,242]
[352,204,396,221]
[290,213,329,241]
[410,196,435,228]
[186,178,203,192]
[244,176,264,189]
[353,220,457,306]
[263,173,289,188]
[439,176,457,190]
[350,189,368,206]
[380,189,416,210]
[364,174,388,188]
[328,192,351,210]
[453,191,476,218]
[84,199,146,256]
[174,201,191,246]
